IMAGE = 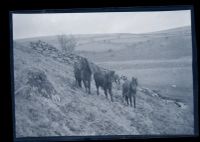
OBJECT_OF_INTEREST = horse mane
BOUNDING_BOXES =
[82,58,92,73]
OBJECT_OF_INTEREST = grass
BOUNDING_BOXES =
[13,26,194,137]
[97,60,194,114]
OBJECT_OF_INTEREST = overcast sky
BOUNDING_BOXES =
[13,10,191,39]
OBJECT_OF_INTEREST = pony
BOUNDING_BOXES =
[73,57,92,94]
[122,77,138,108]
[94,69,115,101]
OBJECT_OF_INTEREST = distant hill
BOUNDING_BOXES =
[76,26,192,61]
[146,26,191,35]
[14,26,192,61]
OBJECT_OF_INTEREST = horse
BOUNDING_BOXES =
[73,57,92,94]
[122,77,138,108]
[93,69,115,102]
[80,58,92,94]
[74,61,82,88]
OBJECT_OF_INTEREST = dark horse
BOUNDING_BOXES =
[74,61,82,87]
[94,69,115,101]
[122,77,138,108]
[74,57,92,94]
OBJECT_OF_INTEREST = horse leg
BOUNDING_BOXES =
[88,80,91,94]
[104,89,108,99]
[96,85,99,95]
[78,79,82,88]
[86,81,89,94]
[83,80,88,93]
[125,96,129,106]
[133,94,136,108]
[122,90,125,103]
[75,78,78,87]
[129,94,133,107]
[109,88,113,102]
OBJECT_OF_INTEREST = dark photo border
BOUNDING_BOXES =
[0,1,199,142]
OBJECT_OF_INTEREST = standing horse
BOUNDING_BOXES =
[73,57,92,94]
[74,61,82,87]
[94,70,115,102]
[122,77,138,108]
[81,58,92,94]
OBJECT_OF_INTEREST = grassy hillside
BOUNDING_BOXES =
[14,35,194,137]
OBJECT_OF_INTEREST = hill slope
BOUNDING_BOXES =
[76,26,192,61]
[14,39,194,137]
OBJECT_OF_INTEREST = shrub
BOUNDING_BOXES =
[57,34,77,54]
